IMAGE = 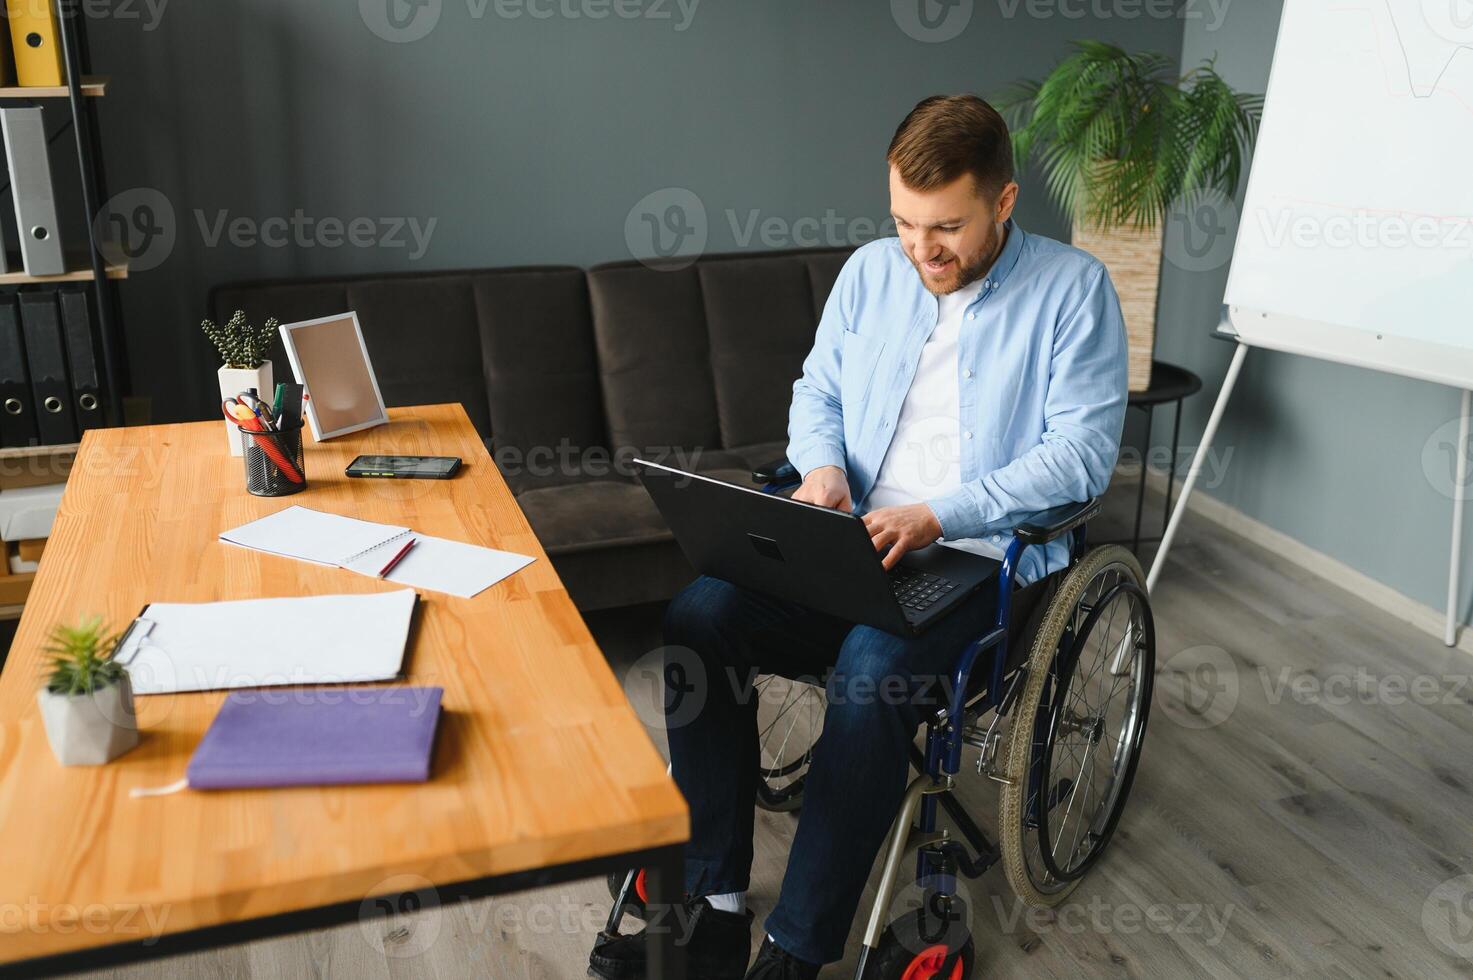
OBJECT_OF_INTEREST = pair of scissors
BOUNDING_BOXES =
[229,392,277,430]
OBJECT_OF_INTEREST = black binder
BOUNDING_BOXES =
[18,290,76,445]
[0,295,37,448]
[58,287,103,433]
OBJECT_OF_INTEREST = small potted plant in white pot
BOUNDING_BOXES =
[202,309,280,456]
[37,616,140,766]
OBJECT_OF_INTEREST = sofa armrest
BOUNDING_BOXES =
[1014,499,1101,546]
[751,457,798,485]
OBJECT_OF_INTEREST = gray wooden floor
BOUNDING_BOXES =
[85,483,1473,979]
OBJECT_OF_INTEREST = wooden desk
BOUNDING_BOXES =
[0,405,688,976]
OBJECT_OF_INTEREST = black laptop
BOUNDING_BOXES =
[635,459,1000,636]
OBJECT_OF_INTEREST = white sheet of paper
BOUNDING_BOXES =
[119,589,417,695]
[219,505,408,566]
[219,505,534,598]
[342,535,535,599]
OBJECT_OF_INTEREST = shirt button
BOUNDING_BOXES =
[963,369,973,379]
[964,431,973,440]
[967,313,976,321]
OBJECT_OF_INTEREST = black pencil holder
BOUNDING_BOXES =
[235,420,307,497]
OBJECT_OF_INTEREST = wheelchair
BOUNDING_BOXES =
[604,460,1156,979]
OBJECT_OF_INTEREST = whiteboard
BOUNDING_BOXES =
[1224,0,1473,389]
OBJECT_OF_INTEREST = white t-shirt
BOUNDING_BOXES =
[865,277,1002,561]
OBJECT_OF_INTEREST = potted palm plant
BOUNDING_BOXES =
[1000,42,1263,390]
[202,310,280,456]
[37,616,140,766]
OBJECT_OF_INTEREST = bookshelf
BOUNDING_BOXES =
[0,75,107,99]
[0,259,126,286]
[0,21,126,427]
[0,19,121,617]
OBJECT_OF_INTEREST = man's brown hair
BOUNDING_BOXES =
[887,95,1015,199]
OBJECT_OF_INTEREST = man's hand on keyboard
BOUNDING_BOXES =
[793,465,853,512]
[862,504,943,570]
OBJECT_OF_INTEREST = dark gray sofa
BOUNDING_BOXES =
[210,245,853,610]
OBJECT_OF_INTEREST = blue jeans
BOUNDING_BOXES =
[662,575,1000,966]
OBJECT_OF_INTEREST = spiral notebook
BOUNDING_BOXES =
[220,505,534,598]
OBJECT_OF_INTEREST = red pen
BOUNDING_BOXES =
[378,538,417,578]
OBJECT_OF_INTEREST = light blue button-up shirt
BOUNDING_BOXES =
[786,221,1128,584]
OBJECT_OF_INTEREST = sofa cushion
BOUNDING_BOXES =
[805,251,851,323]
[518,478,671,556]
[586,248,854,460]
[519,450,753,556]
[345,276,490,434]
[698,258,817,449]
[474,269,606,481]
[729,440,790,471]
[586,263,721,455]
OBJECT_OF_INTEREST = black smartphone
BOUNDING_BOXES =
[346,455,463,479]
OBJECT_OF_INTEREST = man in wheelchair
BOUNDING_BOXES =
[591,95,1130,979]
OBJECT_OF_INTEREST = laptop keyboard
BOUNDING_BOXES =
[889,568,959,614]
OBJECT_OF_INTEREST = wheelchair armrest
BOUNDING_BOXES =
[1013,498,1101,546]
[751,457,798,485]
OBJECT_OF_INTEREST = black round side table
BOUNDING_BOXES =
[1107,359,1203,556]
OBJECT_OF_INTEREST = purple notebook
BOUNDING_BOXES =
[187,687,443,789]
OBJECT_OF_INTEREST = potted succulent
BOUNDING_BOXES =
[202,310,280,456]
[37,616,139,766]
[1000,42,1263,391]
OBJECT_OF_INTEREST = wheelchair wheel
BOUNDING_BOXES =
[863,890,975,979]
[604,869,649,920]
[754,674,826,812]
[998,544,1154,908]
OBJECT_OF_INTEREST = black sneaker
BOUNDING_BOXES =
[744,936,820,980]
[588,897,754,980]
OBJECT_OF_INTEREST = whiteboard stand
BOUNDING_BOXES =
[1149,338,1473,649]
[1146,340,1248,595]
[1446,390,1471,647]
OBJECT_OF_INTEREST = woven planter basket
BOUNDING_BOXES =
[1071,221,1162,392]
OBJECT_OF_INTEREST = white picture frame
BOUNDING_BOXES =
[278,311,390,441]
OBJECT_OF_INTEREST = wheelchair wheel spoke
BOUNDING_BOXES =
[1049,580,1145,876]
[756,683,803,741]
[754,675,826,808]
[1053,726,1105,869]
[767,695,811,777]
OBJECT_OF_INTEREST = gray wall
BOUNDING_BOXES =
[86,0,1184,422]
[1155,0,1473,621]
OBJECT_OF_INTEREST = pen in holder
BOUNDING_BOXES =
[235,419,307,497]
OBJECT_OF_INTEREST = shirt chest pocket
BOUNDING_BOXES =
[839,328,885,403]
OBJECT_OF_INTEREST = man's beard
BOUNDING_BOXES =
[910,224,1003,296]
